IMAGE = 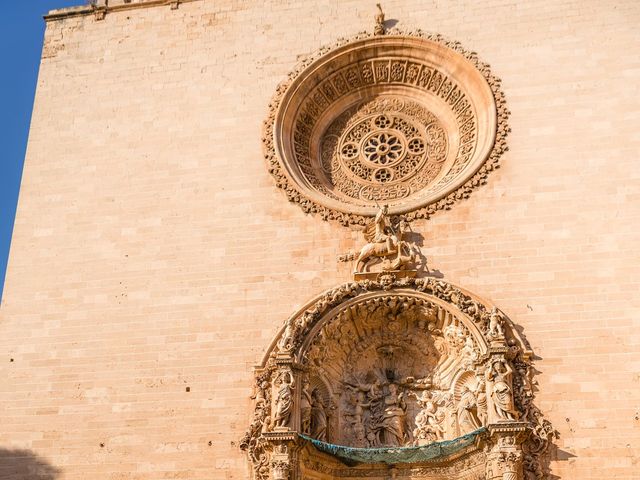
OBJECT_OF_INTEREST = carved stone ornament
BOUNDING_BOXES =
[339,204,419,279]
[241,278,554,480]
[263,28,510,226]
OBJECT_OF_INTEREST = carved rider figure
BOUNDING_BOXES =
[372,204,394,252]
[351,205,416,273]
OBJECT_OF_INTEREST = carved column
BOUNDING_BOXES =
[486,424,527,480]
[484,337,527,480]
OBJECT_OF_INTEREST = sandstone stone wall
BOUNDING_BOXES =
[1,0,639,478]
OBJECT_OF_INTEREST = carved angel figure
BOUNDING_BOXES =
[277,319,296,352]
[273,371,295,428]
[413,394,445,446]
[488,307,505,338]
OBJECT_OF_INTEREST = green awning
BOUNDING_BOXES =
[299,427,486,466]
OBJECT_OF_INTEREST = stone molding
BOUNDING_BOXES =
[44,0,200,21]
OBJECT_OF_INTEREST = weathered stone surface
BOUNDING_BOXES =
[1,1,639,479]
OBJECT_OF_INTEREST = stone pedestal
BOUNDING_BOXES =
[485,423,528,480]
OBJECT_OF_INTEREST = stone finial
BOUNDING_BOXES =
[374,3,385,35]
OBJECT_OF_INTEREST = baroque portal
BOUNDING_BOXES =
[241,275,553,480]
[244,8,553,480]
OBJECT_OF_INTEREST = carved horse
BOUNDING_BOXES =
[355,221,415,273]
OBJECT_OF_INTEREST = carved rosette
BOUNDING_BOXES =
[263,30,510,226]
[242,278,554,480]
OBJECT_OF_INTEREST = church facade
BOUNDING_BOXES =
[1,1,639,479]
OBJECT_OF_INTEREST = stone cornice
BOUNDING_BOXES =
[44,0,201,22]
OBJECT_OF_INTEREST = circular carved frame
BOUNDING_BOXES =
[263,31,510,226]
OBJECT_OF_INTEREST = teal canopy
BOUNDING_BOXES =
[299,428,486,466]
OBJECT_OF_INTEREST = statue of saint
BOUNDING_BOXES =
[486,360,518,421]
[273,371,295,428]
[310,389,328,441]
[456,385,482,434]
[300,379,312,435]
[380,384,406,446]
[476,382,488,426]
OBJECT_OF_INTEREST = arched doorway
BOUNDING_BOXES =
[241,277,553,480]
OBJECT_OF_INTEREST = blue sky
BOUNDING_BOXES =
[0,1,83,302]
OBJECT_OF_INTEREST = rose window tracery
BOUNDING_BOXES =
[263,32,509,224]
[363,131,403,166]
[323,98,448,200]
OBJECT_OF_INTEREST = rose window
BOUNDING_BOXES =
[265,34,505,223]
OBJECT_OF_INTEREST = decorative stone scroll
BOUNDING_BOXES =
[263,29,510,226]
[241,277,554,480]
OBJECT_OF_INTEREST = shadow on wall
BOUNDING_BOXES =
[0,448,61,480]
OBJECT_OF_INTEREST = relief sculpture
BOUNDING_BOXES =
[301,294,484,450]
[273,370,295,429]
[243,277,554,480]
[352,205,416,274]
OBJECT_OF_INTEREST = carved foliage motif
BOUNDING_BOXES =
[242,278,554,480]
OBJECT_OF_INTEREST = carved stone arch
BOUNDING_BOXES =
[295,289,491,363]
[242,277,554,480]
